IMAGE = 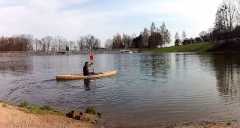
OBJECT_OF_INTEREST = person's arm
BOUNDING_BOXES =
[88,62,94,67]
[88,63,95,74]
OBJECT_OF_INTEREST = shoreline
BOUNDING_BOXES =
[167,121,240,128]
[0,101,239,128]
[0,101,100,128]
[1,42,240,56]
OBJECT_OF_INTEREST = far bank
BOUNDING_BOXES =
[144,40,240,53]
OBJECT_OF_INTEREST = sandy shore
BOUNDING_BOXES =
[0,102,96,128]
[0,102,240,128]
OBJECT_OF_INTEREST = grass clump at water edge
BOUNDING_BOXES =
[18,101,63,115]
[85,106,102,118]
[85,107,97,115]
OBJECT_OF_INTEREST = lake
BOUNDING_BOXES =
[0,53,240,128]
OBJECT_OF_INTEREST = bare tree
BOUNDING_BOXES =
[225,0,237,30]
[41,36,53,53]
[105,39,113,49]
[77,35,101,50]
[159,22,171,47]
[149,32,163,48]
[112,34,123,49]
[182,31,187,41]
[215,0,238,31]
[150,22,156,34]
[0,35,33,51]
[175,32,181,46]
[142,28,150,48]
[122,34,132,49]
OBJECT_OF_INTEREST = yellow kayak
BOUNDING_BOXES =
[56,70,118,81]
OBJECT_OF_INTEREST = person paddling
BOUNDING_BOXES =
[83,46,95,76]
[83,62,89,76]
[83,61,94,76]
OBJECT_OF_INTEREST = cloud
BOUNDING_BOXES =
[0,0,222,44]
[115,0,221,36]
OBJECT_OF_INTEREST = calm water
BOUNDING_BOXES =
[0,53,240,127]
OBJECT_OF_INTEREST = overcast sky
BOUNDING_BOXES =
[0,0,222,43]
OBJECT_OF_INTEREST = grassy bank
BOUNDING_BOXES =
[148,42,215,53]
[0,101,239,128]
[0,101,99,128]
[17,101,63,115]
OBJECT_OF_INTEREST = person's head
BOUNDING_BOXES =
[84,61,89,67]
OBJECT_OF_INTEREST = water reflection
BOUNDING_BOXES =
[197,53,240,105]
[175,53,189,71]
[211,54,240,98]
[84,79,91,91]
[140,54,171,79]
[84,79,97,91]
[0,56,33,75]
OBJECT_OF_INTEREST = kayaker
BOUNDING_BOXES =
[83,62,89,76]
[83,61,94,76]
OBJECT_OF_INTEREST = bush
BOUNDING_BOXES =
[85,107,97,115]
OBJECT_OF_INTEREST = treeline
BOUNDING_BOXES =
[0,34,101,52]
[0,36,33,51]
[175,0,240,46]
[106,22,171,49]
[212,0,240,40]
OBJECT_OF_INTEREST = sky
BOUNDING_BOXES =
[0,0,222,45]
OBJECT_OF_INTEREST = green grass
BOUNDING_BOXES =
[85,107,97,115]
[85,106,102,118]
[148,42,215,53]
[18,101,63,115]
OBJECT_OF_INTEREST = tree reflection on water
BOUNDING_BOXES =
[0,55,33,75]
[198,53,240,101]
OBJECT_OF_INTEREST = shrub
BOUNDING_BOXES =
[85,107,97,115]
